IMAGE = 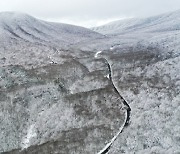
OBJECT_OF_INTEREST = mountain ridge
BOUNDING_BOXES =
[0,11,104,47]
[92,9,180,35]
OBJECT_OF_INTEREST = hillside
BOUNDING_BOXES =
[92,10,180,35]
[0,12,126,154]
[0,11,180,154]
[0,12,103,45]
[91,10,180,154]
[0,12,104,68]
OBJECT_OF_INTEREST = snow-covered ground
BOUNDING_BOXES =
[0,12,104,68]
[108,56,180,153]
[0,10,180,154]
[21,124,37,149]
[90,10,180,154]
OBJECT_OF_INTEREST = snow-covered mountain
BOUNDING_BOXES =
[0,12,104,68]
[87,10,180,58]
[91,10,180,154]
[0,12,103,47]
[92,10,180,35]
[0,10,180,154]
[0,12,124,154]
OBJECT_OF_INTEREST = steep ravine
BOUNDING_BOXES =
[96,52,131,154]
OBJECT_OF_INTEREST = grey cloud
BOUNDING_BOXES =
[0,0,180,27]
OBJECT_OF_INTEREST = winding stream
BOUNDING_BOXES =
[95,51,131,154]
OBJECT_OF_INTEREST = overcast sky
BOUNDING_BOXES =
[0,0,180,27]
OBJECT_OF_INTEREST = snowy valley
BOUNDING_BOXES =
[0,10,180,154]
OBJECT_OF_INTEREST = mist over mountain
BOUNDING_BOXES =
[0,10,180,154]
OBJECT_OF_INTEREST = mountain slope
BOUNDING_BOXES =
[0,12,126,154]
[92,10,180,35]
[91,10,180,154]
[0,12,105,68]
[0,11,180,154]
[0,12,104,47]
